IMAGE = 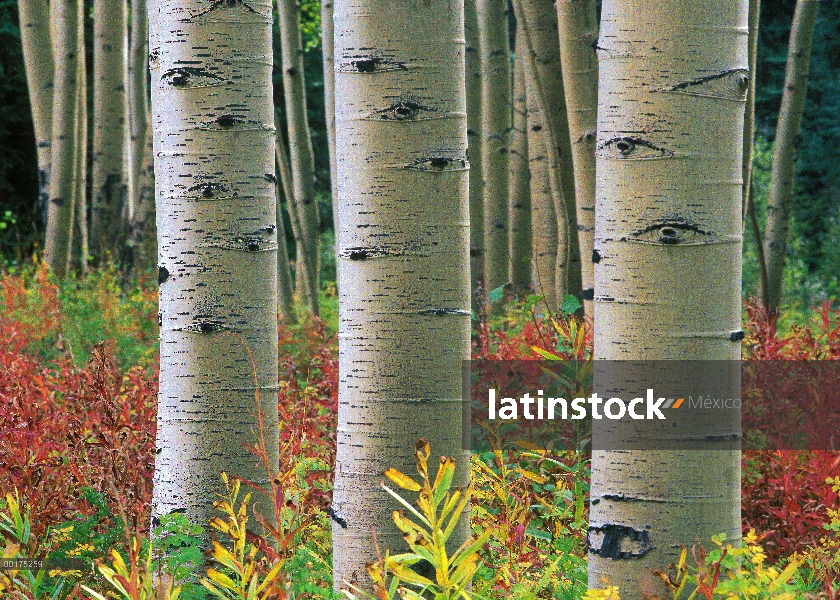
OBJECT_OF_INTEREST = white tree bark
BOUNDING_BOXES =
[151,0,279,535]
[589,1,748,596]
[332,0,471,590]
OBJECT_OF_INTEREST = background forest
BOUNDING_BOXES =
[1,0,840,599]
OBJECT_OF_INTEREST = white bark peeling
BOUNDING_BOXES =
[152,0,279,533]
[332,0,471,590]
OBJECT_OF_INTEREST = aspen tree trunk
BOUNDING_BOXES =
[742,0,761,220]
[557,0,598,315]
[332,0,471,589]
[128,0,149,218]
[526,66,559,312]
[44,0,79,278]
[273,132,297,324]
[17,0,53,226]
[277,0,320,316]
[274,116,307,311]
[321,0,338,226]
[128,121,156,275]
[762,0,819,315]
[91,0,128,261]
[513,0,581,306]
[151,0,279,535]
[465,0,485,304]
[476,0,511,295]
[72,0,89,274]
[508,41,531,293]
[589,1,748,596]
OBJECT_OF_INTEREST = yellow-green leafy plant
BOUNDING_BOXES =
[801,476,840,597]
[0,488,56,599]
[199,472,283,600]
[81,536,181,600]
[343,440,491,600]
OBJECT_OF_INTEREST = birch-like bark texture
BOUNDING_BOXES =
[557,0,598,315]
[72,0,88,274]
[151,0,279,535]
[321,0,338,227]
[273,133,297,324]
[128,0,149,220]
[526,66,559,312]
[17,0,53,226]
[514,0,581,306]
[508,41,531,293]
[332,0,471,589]
[590,1,748,595]
[44,0,79,278]
[465,0,485,304]
[91,0,128,260]
[742,0,761,220]
[277,0,320,316]
[128,120,156,275]
[476,0,510,294]
[762,0,819,314]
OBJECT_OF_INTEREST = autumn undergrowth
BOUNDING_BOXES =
[0,263,839,598]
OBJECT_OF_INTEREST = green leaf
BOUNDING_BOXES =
[488,286,505,304]
[560,294,581,315]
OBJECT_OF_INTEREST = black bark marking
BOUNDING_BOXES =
[592,249,602,264]
[343,55,407,73]
[51,197,65,207]
[162,67,223,88]
[588,524,653,559]
[286,66,298,76]
[327,506,347,528]
[531,125,542,132]
[378,97,434,121]
[665,68,750,100]
[340,247,408,260]
[576,130,597,144]
[582,288,595,301]
[189,182,230,199]
[158,266,170,284]
[417,308,471,316]
[600,494,668,503]
[264,173,277,183]
[196,321,225,333]
[187,0,260,20]
[409,156,468,172]
[624,220,709,245]
[215,114,241,128]
[598,137,675,160]
[244,239,261,252]
[730,330,745,342]
[157,312,163,326]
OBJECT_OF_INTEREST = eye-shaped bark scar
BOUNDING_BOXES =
[376,97,435,121]
[180,320,227,333]
[659,68,750,101]
[597,137,675,160]
[188,182,234,199]
[406,156,469,172]
[199,114,270,131]
[338,247,410,260]
[622,221,710,245]
[162,67,224,89]
[337,54,408,73]
[184,0,268,22]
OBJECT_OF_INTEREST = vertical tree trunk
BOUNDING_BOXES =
[277,0,320,316]
[589,1,748,596]
[128,0,149,219]
[513,0,581,306]
[17,0,53,227]
[128,120,156,276]
[332,0,471,590]
[762,0,819,314]
[557,0,598,315]
[273,129,298,325]
[465,0,485,305]
[72,0,89,274]
[508,41,531,293]
[152,0,279,536]
[742,0,761,220]
[321,0,338,227]
[44,0,79,278]
[476,0,511,296]
[526,65,558,313]
[91,0,128,262]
